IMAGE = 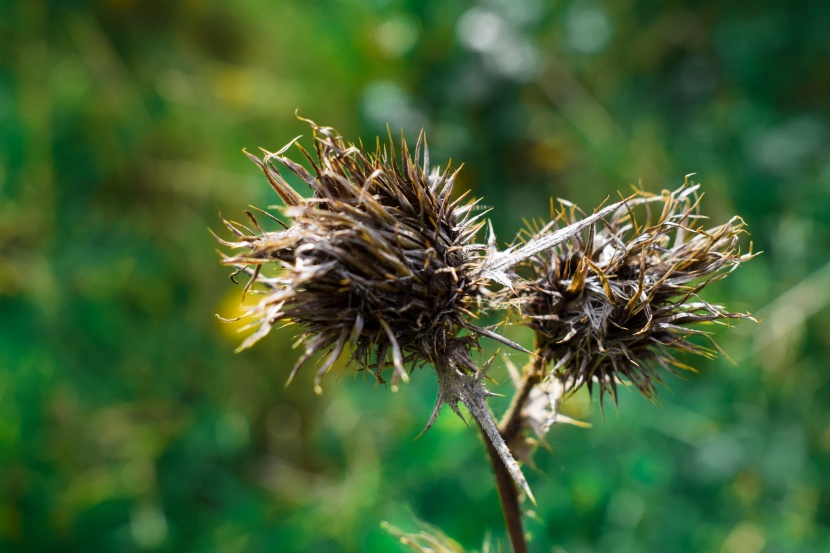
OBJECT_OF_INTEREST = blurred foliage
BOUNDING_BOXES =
[2,0,829,551]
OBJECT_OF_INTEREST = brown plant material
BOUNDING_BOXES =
[216,119,494,392]
[512,184,755,403]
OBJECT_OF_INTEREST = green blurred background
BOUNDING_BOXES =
[2,0,829,551]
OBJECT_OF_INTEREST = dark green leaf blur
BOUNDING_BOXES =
[2,0,828,551]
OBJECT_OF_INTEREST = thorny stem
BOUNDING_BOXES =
[426,356,535,503]
[478,420,528,553]
[428,356,535,551]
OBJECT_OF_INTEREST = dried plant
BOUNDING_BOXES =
[381,519,485,553]
[215,120,754,553]
[215,119,493,392]
[512,186,754,402]
[494,186,756,475]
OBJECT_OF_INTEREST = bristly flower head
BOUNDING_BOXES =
[513,184,755,403]
[216,118,495,393]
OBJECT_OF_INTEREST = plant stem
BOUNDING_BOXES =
[477,419,528,553]
[499,357,545,444]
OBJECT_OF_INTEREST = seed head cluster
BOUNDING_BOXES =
[514,186,754,402]
[215,120,754,503]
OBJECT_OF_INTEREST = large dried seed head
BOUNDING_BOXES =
[216,119,489,391]
[513,185,755,402]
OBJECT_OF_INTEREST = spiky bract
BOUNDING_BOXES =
[514,185,754,402]
[216,120,488,391]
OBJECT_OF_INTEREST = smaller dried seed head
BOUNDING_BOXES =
[512,184,755,403]
[215,119,489,392]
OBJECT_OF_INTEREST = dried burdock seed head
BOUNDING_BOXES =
[216,118,540,501]
[512,183,755,404]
